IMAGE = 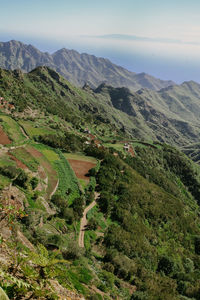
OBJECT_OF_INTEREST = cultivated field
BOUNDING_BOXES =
[0,115,26,143]
[19,120,56,138]
[65,153,97,182]
[0,126,11,145]
[26,145,58,198]
[64,153,97,163]
[8,153,27,170]
[10,147,39,171]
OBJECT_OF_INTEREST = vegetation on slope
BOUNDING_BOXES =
[1,66,200,299]
[1,66,200,148]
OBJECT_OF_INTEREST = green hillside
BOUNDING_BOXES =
[0,66,200,149]
[1,67,200,299]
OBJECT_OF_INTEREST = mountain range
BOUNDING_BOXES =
[0,40,175,91]
[1,41,200,300]
[1,40,200,150]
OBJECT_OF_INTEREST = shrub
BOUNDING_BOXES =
[30,177,39,190]
[62,241,84,260]
[194,236,200,255]
[0,165,19,179]
[62,207,74,224]
[157,256,175,275]
[13,170,28,188]
[131,291,149,300]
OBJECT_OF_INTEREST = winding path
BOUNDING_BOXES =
[49,179,59,199]
[78,192,99,248]
[19,125,29,140]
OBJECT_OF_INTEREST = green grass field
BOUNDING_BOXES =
[10,147,39,171]
[78,178,88,190]
[0,154,15,167]
[0,174,11,189]
[0,115,26,144]
[36,147,60,163]
[19,120,55,138]
[132,140,162,149]
[103,143,125,152]
[26,144,58,198]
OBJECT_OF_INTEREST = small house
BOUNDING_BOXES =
[123,143,130,151]
[84,128,91,134]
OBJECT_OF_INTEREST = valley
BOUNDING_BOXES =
[0,66,200,299]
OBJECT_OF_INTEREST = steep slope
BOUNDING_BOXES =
[0,66,200,147]
[94,83,200,146]
[1,71,200,299]
[138,81,200,124]
[182,142,200,164]
[0,40,174,91]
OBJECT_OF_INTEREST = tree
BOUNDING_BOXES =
[30,177,39,190]
[195,236,200,255]
[157,256,175,275]
[72,197,85,219]
[87,218,98,230]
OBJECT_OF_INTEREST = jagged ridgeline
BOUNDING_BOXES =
[1,66,200,148]
[0,40,174,91]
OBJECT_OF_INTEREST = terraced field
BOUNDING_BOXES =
[0,115,26,143]
[26,145,58,198]
[64,153,97,163]
[0,126,11,145]
[10,147,39,171]
[19,120,56,138]
[64,153,97,182]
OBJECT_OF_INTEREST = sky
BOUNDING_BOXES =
[1,0,200,83]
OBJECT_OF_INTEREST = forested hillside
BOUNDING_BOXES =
[0,66,200,299]
[0,66,200,148]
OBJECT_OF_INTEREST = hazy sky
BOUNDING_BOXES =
[1,0,200,83]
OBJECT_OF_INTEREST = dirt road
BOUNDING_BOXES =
[78,192,99,248]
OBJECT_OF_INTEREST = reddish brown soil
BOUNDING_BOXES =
[68,159,96,181]
[8,153,27,170]
[88,133,96,140]
[129,146,135,157]
[26,146,43,158]
[0,126,11,145]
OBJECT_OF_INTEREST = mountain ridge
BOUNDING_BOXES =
[0,65,200,148]
[1,67,200,299]
[0,40,175,91]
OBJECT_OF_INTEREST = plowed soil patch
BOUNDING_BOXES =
[26,146,43,158]
[68,159,96,181]
[0,126,11,145]
[8,153,27,170]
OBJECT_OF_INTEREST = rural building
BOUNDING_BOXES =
[84,128,91,134]
[123,143,130,151]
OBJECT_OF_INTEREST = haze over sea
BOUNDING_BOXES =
[1,0,200,83]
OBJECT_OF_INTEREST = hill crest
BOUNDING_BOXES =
[0,40,175,91]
